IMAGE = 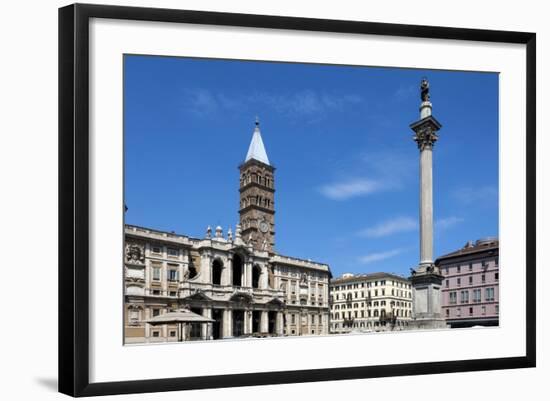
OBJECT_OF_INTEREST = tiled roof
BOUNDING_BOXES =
[436,238,499,262]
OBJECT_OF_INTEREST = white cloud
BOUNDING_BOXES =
[184,89,218,116]
[358,216,417,238]
[452,186,498,205]
[183,88,363,118]
[319,178,390,200]
[435,216,464,230]
[355,215,462,238]
[358,248,405,264]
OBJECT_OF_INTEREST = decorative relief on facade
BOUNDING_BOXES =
[125,242,145,264]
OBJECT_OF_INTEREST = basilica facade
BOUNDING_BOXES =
[124,121,331,343]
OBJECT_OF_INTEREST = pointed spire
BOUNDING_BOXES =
[245,118,270,165]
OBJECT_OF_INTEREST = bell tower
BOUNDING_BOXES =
[239,119,275,252]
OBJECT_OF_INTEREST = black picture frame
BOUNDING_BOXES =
[58,3,536,397]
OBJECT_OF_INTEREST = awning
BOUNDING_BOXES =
[146,309,215,325]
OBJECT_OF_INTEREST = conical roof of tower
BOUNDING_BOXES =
[245,121,270,165]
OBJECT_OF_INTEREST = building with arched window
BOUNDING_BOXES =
[124,121,331,343]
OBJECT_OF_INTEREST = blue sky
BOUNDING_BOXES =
[124,55,499,278]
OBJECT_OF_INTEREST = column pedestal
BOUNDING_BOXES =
[409,270,448,330]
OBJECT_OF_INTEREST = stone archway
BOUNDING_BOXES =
[212,259,223,285]
[232,254,243,287]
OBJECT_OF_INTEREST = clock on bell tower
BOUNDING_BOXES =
[239,119,275,252]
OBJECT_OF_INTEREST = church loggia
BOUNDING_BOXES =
[124,120,332,343]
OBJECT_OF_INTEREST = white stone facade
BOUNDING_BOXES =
[124,225,331,343]
[329,273,413,334]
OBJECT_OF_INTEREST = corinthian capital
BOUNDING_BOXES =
[413,126,439,150]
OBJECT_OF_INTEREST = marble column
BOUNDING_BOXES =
[244,260,252,287]
[276,312,284,335]
[227,255,233,286]
[223,309,233,338]
[245,310,253,335]
[261,265,268,289]
[200,251,212,284]
[419,141,434,265]
[260,311,269,333]
[409,78,447,330]
[202,308,212,340]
